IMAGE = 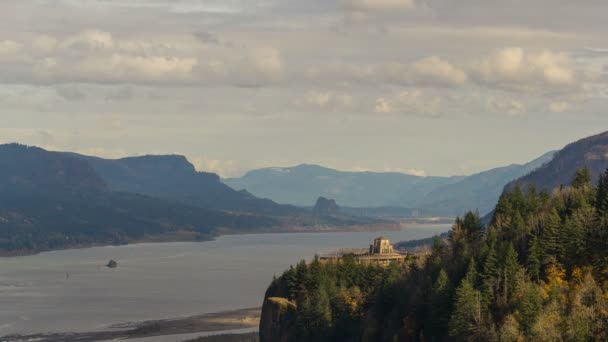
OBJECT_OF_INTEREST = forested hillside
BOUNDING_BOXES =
[0,144,280,254]
[260,168,608,341]
[69,153,301,215]
[506,131,608,193]
[0,144,386,254]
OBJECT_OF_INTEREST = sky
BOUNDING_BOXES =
[1,0,608,177]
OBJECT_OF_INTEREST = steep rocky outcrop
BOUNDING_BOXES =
[259,297,297,342]
[313,197,340,216]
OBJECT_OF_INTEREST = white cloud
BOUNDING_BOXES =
[549,101,570,113]
[0,30,291,86]
[62,30,115,50]
[374,90,442,116]
[191,157,241,177]
[0,40,22,61]
[55,85,86,101]
[383,56,468,87]
[304,91,354,110]
[350,166,426,176]
[471,48,577,92]
[374,97,394,113]
[344,0,416,12]
[250,47,284,79]
[404,168,427,177]
[486,97,526,116]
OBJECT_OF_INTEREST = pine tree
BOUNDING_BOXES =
[572,167,592,190]
[428,269,453,337]
[596,169,608,216]
[527,235,541,282]
[482,242,498,279]
[449,276,484,340]
[465,258,478,286]
[540,208,561,261]
[503,243,519,302]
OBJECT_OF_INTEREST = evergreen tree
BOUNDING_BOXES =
[540,208,561,262]
[572,167,592,190]
[482,242,498,279]
[428,269,453,337]
[449,276,484,340]
[503,243,519,302]
[596,169,608,216]
[527,235,541,282]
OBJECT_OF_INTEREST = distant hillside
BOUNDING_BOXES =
[506,131,608,192]
[67,153,300,216]
[415,151,555,216]
[0,144,279,254]
[0,144,388,254]
[225,153,554,216]
[225,164,464,208]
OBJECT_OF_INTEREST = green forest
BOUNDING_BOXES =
[261,168,608,341]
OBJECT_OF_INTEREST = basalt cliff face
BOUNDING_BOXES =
[259,297,297,342]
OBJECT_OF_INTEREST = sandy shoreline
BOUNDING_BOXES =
[1,307,260,342]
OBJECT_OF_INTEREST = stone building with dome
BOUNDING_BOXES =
[321,236,407,266]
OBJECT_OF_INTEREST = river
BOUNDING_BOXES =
[0,225,450,336]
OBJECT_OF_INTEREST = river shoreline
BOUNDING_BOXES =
[1,307,260,342]
[0,219,450,258]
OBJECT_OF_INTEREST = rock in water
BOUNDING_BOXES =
[106,259,118,268]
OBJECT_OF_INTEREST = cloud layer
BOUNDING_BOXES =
[1,0,608,177]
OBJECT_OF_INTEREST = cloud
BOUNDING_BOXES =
[403,168,426,177]
[383,56,468,87]
[104,86,134,102]
[191,157,241,177]
[304,91,354,110]
[55,85,86,101]
[549,101,570,113]
[250,47,284,79]
[0,40,22,62]
[470,48,577,92]
[350,166,427,176]
[193,31,220,45]
[375,90,442,116]
[374,97,394,113]
[343,0,416,12]
[0,30,290,87]
[486,96,526,116]
[301,48,583,94]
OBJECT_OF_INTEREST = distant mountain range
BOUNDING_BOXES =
[0,144,380,254]
[3,130,607,254]
[224,151,555,216]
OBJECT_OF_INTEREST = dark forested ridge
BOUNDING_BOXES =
[0,144,381,254]
[67,152,302,215]
[0,144,282,254]
[260,167,608,341]
[506,131,608,193]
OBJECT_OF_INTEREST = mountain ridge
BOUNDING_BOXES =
[225,151,555,216]
[505,131,608,193]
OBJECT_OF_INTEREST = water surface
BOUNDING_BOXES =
[0,225,450,335]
